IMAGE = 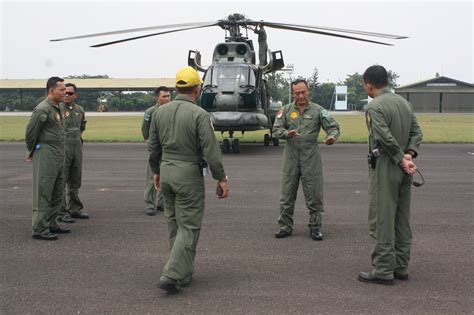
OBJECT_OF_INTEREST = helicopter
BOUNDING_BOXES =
[51,13,407,153]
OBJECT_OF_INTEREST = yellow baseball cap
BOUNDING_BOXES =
[175,66,203,88]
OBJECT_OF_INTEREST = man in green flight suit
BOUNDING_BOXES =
[252,23,268,66]
[148,67,229,294]
[58,83,89,223]
[141,86,171,216]
[358,65,422,285]
[25,77,71,240]
[273,79,340,241]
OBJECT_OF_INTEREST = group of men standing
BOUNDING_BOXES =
[25,77,88,241]
[25,64,422,293]
[139,65,421,294]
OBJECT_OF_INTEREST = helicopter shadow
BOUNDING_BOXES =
[219,142,284,156]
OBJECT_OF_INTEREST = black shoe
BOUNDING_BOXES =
[146,208,157,216]
[158,277,180,294]
[156,206,164,212]
[50,226,71,234]
[58,214,75,223]
[275,229,291,239]
[71,212,89,219]
[179,278,192,288]
[358,272,394,285]
[394,273,409,281]
[310,228,323,241]
[32,232,58,241]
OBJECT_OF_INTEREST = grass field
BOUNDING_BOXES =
[1,113,472,143]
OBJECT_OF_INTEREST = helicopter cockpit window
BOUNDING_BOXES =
[205,65,255,92]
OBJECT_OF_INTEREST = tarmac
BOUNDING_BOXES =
[0,142,472,314]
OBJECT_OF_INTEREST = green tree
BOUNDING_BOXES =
[341,69,400,110]
[387,70,400,89]
[307,67,319,99]
[341,72,366,110]
[266,72,290,104]
[314,82,336,109]
[305,67,335,109]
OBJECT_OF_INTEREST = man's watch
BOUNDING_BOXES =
[220,176,228,182]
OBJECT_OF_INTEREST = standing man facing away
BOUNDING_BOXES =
[25,77,71,240]
[358,65,422,285]
[273,79,340,241]
[141,86,171,216]
[253,23,268,66]
[148,67,229,294]
[58,83,89,223]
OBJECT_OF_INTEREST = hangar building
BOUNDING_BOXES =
[395,75,473,113]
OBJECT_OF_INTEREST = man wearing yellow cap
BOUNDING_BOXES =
[148,66,229,294]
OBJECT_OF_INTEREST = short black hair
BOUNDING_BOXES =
[155,86,170,96]
[65,83,77,92]
[363,65,388,88]
[46,76,64,92]
[291,78,309,91]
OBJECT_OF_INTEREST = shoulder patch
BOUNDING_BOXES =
[39,113,48,122]
[321,109,329,118]
[144,113,151,121]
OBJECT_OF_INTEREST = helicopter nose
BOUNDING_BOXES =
[214,94,242,111]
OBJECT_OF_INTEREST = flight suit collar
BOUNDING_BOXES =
[46,97,61,111]
[376,87,392,98]
[175,94,196,104]
[290,101,314,113]
[46,97,61,109]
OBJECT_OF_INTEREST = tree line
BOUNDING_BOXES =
[267,67,399,110]
[0,69,398,112]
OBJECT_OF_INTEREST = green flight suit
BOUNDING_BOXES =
[25,98,66,236]
[273,102,340,233]
[59,103,86,217]
[254,27,268,66]
[148,95,226,285]
[365,88,422,279]
[141,104,163,211]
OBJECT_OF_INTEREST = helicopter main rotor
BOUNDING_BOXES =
[50,13,408,48]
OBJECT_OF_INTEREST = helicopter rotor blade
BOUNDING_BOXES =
[249,20,407,40]
[90,23,219,48]
[251,22,395,46]
[50,21,215,42]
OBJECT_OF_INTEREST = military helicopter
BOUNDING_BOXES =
[51,13,407,153]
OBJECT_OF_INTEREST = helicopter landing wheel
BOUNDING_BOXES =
[264,134,270,146]
[232,139,240,153]
[222,139,230,153]
[272,138,279,146]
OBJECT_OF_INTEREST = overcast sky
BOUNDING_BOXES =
[1,0,472,86]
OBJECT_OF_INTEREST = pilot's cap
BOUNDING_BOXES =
[175,67,203,88]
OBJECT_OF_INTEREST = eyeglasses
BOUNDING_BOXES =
[65,92,75,96]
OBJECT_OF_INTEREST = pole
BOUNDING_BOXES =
[282,63,294,105]
[288,73,292,105]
